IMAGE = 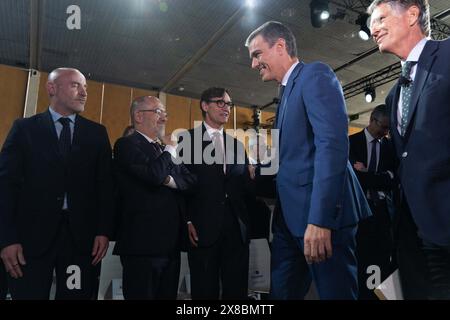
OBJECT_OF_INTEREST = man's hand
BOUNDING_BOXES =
[1,244,26,278]
[91,236,109,265]
[304,224,332,264]
[187,223,199,247]
[353,161,367,172]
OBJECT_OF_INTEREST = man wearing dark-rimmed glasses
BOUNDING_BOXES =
[182,87,253,299]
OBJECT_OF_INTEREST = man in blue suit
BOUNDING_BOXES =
[246,21,371,299]
[369,0,450,299]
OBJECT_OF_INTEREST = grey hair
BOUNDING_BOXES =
[245,21,298,58]
[367,0,430,36]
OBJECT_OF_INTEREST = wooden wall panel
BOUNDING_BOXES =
[80,80,103,123]
[190,98,203,129]
[102,83,132,145]
[0,65,28,147]
[36,72,49,114]
[166,94,191,134]
[348,126,363,135]
[131,88,157,100]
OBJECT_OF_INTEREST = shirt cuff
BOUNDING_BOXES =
[164,175,178,189]
[164,145,177,159]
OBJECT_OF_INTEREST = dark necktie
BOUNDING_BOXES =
[58,117,72,158]
[400,61,415,136]
[152,142,163,155]
[368,139,379,202]
[274,85,285,129]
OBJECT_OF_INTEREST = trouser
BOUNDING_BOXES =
[8,212,100,300]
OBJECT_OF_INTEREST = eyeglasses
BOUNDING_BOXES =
[207,99,234,108]
[139,108,167,116]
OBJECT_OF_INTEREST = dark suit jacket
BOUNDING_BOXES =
[349,129,396,193]
[112,132,196,256]
[181,124,252,247]
[0,110,114,256]
[386,38,450,245]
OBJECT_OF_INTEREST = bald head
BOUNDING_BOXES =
[46,68,87,116]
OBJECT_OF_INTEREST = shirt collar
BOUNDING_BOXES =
[364,128,378,143]
[135,130,156,144]
[281,61,300,86]
[203,121,223,139]
[401,37,428,65]
[49,107,77,124]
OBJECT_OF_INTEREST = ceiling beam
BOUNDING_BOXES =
[29,0,44,70]
[160,4,246,93]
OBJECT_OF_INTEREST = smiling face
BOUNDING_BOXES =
[201,92,232,129]
[248,34,285,83]
[47,69,87,115]
[370,2,422,60]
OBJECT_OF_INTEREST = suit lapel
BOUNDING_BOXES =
[404,40,438,138]
[39,110,60,158]
[277,62,304,131]
[360,131,368,167]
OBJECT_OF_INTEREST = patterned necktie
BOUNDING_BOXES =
[400,61,415,136]
[274,85,285,129]
[58,117,72,158]
[212,131,226,173]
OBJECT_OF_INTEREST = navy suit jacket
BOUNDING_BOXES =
[275,62,371,239]
[386,38,450,245]
[0,110,114,256]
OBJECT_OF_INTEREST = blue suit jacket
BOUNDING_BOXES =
[386,38,450,246]
[275,62,371,238]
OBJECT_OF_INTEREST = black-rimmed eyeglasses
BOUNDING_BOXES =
[207,99,234,108]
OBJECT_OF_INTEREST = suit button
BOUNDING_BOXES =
[402,152,408,158]
[225,193,229,198]
[57,197,63,201]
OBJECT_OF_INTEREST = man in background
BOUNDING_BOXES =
[349,104,396,299]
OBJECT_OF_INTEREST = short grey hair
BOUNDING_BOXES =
[367,0,430,36]
[245,21,298,58]
[130,96,148,126]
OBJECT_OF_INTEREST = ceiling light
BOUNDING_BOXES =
[356,14,371,41]
[365,87,376,103]
[310,0,330,28]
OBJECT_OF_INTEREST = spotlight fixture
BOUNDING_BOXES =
[356,14,371,41]
[365,86,376,103]
[310,0,330,28]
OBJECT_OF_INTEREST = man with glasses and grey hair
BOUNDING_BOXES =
[368,0,450,299]
[113,96,196,299]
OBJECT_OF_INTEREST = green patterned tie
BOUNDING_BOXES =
[400,61,415,136]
